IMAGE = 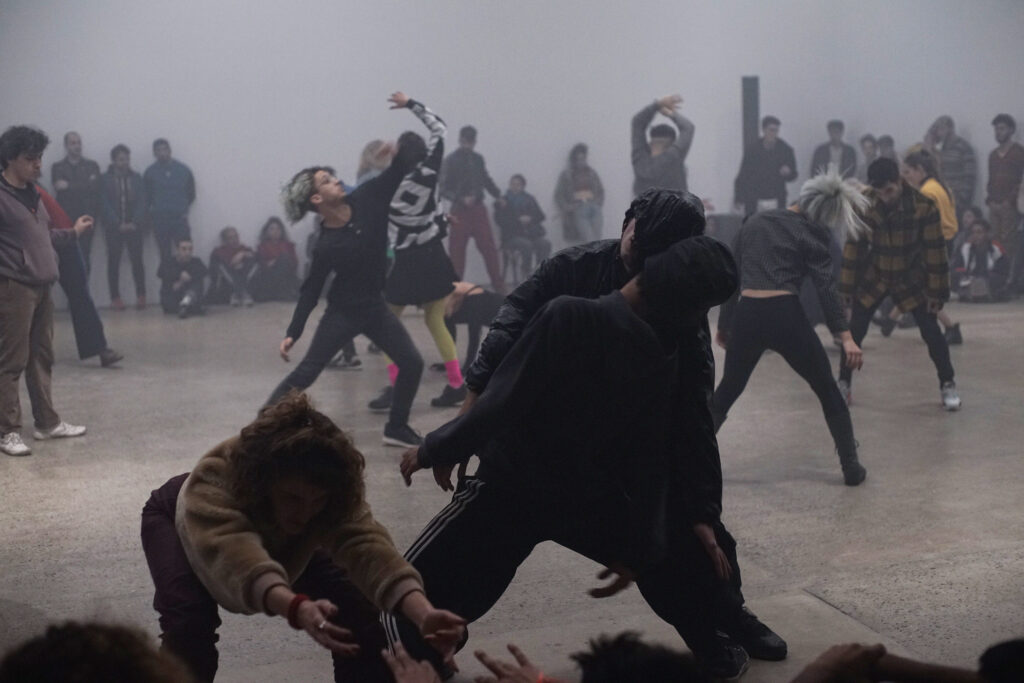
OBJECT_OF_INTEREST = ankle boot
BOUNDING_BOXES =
[825,413,866,486]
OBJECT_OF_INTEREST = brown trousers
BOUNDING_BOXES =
[0,277,59,433]
[989,200,1020,268]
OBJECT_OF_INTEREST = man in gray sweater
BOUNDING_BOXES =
[631,94,695,196]
[0,126,90,456]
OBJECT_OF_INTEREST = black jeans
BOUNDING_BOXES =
[384,478,722,674]
[267,300,423,426]
[141,474,390,683]
[56,242,108,360]
[106,225,146,300]
[714,296,848,421]
[840,299,954,386]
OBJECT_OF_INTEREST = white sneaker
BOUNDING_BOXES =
[33,421,87,440]
[941,382,962,411]
[1,432,31,456]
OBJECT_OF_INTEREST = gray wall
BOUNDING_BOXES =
[2,0,1022,303]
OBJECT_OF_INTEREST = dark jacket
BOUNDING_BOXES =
[809,142,857,179]
[464,237,737,523]
[631,101,695,196]
[50,157,102,221]
[158,256,207,293]
[286,148,416,341]
[100,169,147,229]
[495,191,546,243]
[439,148,501,204]
[143,158,195,219]
[0,180,76,285]
[734,138,798,207]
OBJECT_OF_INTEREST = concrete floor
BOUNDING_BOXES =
[1,299,1022,682]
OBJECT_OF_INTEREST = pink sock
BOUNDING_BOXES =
[387,363,399,386]
[444,359,464,388]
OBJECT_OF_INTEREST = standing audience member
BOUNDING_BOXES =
[809,120,857,179]
[856,134,878,184]
[439,125,506,294]
[207,226,257,306]
[986,114,1024,289]
[251,216,300,302]
[495,174,551,278]
[953,219,1010,302]
[837,158,960,411]
[158,238,206,318]
[38,188,124,367]
[101,144,147,310]
[630,94,695,196]
[50,131,102,270]
[734,116,798,216]
[554,143,605,243]
[0,126,89,457]
[925,115,978,217]
[901,149,962,344]
[140,393,465,683]
[144,138,195,264]
[877,135,897,161]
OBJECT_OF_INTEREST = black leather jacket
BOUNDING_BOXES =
[465,237,737,523]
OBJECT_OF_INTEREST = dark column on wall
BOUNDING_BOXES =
[742,76,760,150]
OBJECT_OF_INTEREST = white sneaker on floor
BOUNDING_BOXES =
[33,421,87,440]
[1,432,31,456]
[941,382,962,411]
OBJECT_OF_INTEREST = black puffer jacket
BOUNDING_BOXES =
[465,236,738,523]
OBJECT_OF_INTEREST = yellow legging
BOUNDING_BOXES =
[386,298,458,364]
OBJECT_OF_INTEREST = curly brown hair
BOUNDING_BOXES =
[228,391,366,533]
[0,621,194,683]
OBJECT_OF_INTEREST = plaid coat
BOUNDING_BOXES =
[840,182,949,311]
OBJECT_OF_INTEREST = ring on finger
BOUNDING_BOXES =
[317,621,328,631]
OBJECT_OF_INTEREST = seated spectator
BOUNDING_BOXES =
[954,204,985,254]
[207,226,256,306]
[158,238,206,318]
[555,143,605,243]
[954,219,1010,302]
[250,216,300,302]
[495,174,551,277]
[0,621,193,683]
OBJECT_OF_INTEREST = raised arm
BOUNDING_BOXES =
[631,100,660,162]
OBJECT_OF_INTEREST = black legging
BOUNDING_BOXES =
[266,300,422,426]
[443,289,503,370]
[712,295,851,440]
[839,299,954,386]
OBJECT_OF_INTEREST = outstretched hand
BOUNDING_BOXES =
[588,564,635,598]
[400,447,423,486]
[474,644,547,683]
[693,522,732,581]
[279,337,294,362]
[389,91,411,109]
[383,643,441,683]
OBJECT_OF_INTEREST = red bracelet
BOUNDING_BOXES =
[287,593,310,630]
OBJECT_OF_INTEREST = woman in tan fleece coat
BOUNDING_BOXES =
[140,392,464,682]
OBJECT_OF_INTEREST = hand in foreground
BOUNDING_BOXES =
[792,643,886,683]
[693,522,732,581]
[296,598,360,656]
[715,329,729,349]
[400,447,423,486]
[419,608,468,663]
[279,337,294,362]
[474,644,547,683]
[588,563,635,598]
[383,643,441,683]
[73,215,94,235]
[842,338,864,371]
[389,91,411,109]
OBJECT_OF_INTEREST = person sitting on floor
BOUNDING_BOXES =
[207,225,257,306]
[251,216,300,302]
[158,238,207,318]
[954,219,1010,302]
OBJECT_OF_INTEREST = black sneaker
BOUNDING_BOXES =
[429,362,446,373]
[945,323,963,345]
[693,634,750,681]
[383,422,422,448]
[368,386,393,413]
[721,606,787,661]
[431,384,467,408]
[367,342,382,355]
[879,316,896,337]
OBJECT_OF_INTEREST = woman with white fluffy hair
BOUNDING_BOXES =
[713,170,869,486]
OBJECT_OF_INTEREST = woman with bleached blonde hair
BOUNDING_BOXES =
[713,170,869,486]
